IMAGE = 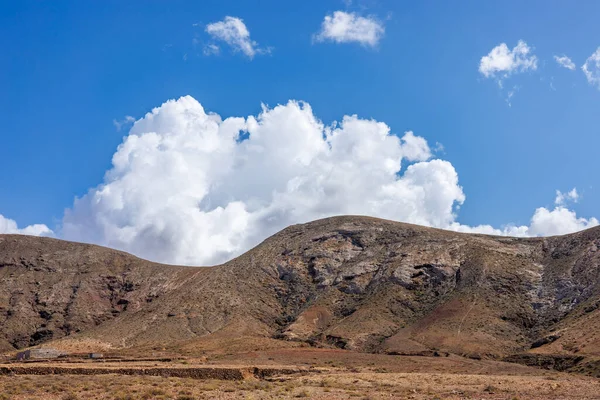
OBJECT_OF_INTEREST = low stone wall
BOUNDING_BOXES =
[0,365,310,380]
[0,366,246,380]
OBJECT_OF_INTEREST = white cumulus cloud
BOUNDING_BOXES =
[451,206,598,238]
[479,40,538,79]
[582,47,600,89]
[58,96,598,266]
[554,55,576,70]
[205,16,269,58]
[61,96,460,265]
[314,11,384,47]
[451,187,596,237]
[527,206,598,236]
[0,214,53,236]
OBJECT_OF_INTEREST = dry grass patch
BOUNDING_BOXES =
[0,369,598,399]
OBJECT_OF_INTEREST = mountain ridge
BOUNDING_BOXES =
[2,216,600,365]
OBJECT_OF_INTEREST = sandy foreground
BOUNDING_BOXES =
[1,369,599,399]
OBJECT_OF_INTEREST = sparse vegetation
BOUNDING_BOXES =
[0,359,597,400]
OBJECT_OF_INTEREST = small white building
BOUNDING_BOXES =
[16,348,63,360]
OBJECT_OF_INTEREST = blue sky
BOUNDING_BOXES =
[1,1,599,264]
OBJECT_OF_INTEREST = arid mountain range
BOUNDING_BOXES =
[2,216,600,368]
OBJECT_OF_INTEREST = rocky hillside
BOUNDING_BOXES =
[1,216,600,360]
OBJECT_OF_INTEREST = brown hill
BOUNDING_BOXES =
[1,216,600,363]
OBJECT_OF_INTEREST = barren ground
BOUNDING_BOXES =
[1,350,599,399]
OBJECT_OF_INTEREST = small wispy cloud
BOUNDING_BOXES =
[479,40,538,79]
[555,188,579,206]
[205,16,270,59]
[554,55,576,70]
[314,11,384,47]
[582,47,600,89]
[505,85,520,107]
[479,41,537,106]
[203,43,220,56]
[113,116,135,132]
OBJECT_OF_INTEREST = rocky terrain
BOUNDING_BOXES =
[1,216,600,373]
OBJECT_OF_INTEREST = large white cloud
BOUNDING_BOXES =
[57,96,598,266]
[0,214,53,236]
[582,47,600,89]
[61,97,458,265]
[314,11,384,47]
[479,40,538,79]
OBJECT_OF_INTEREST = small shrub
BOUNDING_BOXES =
[483,384,497,393]
[295,389,310,398]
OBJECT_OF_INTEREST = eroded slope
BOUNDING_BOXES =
[1,216,599,361]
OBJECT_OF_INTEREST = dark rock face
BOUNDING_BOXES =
[503,353,585,371]
[530,334,561,349]
[1,216,600,362]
